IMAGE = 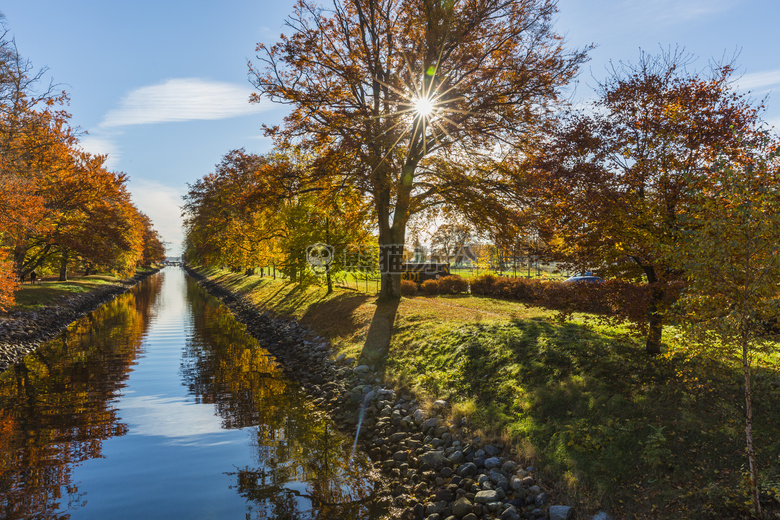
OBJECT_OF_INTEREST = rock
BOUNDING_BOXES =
[393,450,408,461]
[413,409,426,425]
[462,515,478,520]
[353,364,371,375]
[549,505,574,520]
[432,399,449,409]
[452,497,473,518]
[501,460,518,474]
[484,457,501,470]
[447,450,465,464]
[422,417,441,430]
[474,490,499,504]
[456,462,478,477]
[426,501,447,516]
[590,512,613,520]
[484,445,502,457]
[500,505,520,520]
[535,492,549,507]
[418,450,448,471]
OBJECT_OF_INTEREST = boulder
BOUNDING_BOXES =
[418,450,448,471]
[452,497,473,518]
[549,505,574,520]
[474,489,499,504]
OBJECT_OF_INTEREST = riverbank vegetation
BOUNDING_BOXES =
[11,275,123,311]
[178,1,780,516]
[0,17,167,312]
[191,266,780,519]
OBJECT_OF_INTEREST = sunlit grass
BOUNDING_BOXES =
[12,275,122,310]
[194,266,780,520]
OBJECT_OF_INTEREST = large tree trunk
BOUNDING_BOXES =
[59,252,69,282]
[377,160,416,301]
[639,263,663,355]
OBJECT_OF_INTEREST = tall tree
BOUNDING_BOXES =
[430,222,471,264]
[666,134,780,518]
[249,0,587,299]
[529,50,764,353]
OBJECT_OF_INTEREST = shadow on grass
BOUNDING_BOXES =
[357,298,399,374]
[300,291,373,342]
[389,316,780,518]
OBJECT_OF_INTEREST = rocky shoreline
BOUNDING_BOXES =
[187,267,611,520]
[0,269,160,374]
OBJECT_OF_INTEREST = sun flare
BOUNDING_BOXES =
[413,96,435,117]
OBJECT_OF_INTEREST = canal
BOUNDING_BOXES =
[0,268,381,519]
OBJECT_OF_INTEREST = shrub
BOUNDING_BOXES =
[400,279,418,297]
[420,279,440,296]
[469,274,497,296]
[438,275,468,294]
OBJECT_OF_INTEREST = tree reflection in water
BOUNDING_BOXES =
[183,279,384,519]
[0,274,162,520]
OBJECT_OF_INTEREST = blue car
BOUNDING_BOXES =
[564,275,604,283]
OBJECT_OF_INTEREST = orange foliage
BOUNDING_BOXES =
[0,249,18,312]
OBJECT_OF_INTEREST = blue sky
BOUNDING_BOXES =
[3,0,780,254]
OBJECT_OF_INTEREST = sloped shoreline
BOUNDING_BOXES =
[185,265,583,520]
[0,269,161,374]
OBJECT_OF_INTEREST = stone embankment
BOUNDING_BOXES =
[188,268,612,520]
[0,270,160,374]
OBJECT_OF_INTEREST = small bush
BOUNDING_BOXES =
[469,274,497,296]
[420,279,440,296]
[401,279,418,296]
[438,275,468,294]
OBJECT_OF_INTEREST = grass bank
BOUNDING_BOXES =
[195,266,780,520]
[12,276,123,311]
[11,268,159,311]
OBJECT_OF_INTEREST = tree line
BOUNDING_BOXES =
[0,17,166,311]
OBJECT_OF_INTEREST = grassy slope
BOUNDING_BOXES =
[198,266,780,520]
[12,275,122,311]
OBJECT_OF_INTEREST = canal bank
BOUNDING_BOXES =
[185,265,580,520]
[0,267,385,519]
[0,268,160,373]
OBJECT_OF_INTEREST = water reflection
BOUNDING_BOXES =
[183,278,382,519]
[0,270,382,519]
[0,274,162,520]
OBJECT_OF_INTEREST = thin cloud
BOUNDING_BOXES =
[78,133,122,170]
[128,179,185,255]
[619,0,735,24]
[737,69,780,91]
[100,78,271,128]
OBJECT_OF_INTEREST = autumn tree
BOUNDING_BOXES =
[138,212,167,267]
[182,148,373,287]
[666,135,780,517]
[183,149,297,271]
[249,0,588,299]
[430,222,471,264]
[529,49,764,353]
[0,16,160,295]
[0,16,67,288]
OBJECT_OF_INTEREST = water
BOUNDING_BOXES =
[0,268,380,520]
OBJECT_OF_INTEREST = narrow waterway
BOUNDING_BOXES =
[0,267,380,520]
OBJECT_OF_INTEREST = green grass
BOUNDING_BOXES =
[12,275,122,311]
[194,266,780,520]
